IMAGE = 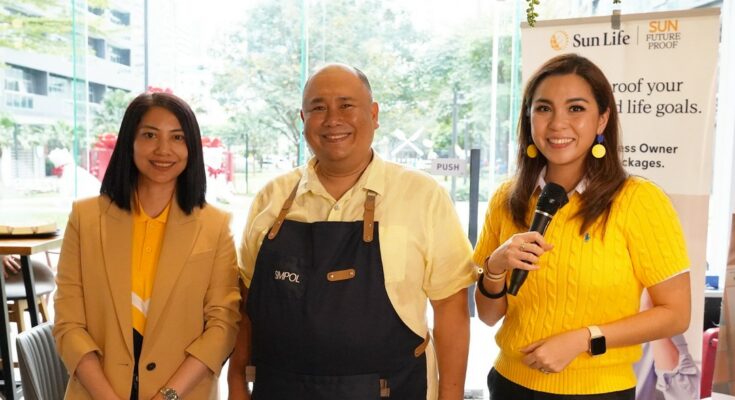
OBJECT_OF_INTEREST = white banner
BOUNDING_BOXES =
[521,8,719,196]
[522,8,720,400]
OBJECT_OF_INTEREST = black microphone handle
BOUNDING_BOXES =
[507,212,553,296]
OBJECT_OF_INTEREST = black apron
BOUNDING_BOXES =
[246,185,428,399]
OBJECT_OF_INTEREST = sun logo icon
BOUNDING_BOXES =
[550,31,569,51]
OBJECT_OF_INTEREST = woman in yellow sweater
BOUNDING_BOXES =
[474,53,691,399]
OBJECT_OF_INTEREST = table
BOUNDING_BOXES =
[0,235,63,400]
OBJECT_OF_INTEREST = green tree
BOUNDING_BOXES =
[92,89,133,135]
[15,121,73,149]
[44,120,74,150]
[307,0,427,140]
[208,0,517,174]
[0,0,107,52]
[0,112,14,161]
[1,0,111,152]
[215,113,278,160]
[415,25,514,163]
[209,0,429,163]
[209,1,303,161]
[1,0,71,53]
[0,112,13,145]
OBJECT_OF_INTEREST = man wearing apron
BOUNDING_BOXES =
[228,64,475,399]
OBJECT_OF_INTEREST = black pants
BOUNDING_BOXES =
[487,368,635,400]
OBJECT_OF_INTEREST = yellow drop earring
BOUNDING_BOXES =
[526,143,538,158]
[591,134,606,159]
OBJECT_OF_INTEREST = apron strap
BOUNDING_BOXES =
[363,190,377,243]
[269,183,378,243]
[245,365,256,383]
[380,379,390,398]
[413,333,430,357]
[268,183,299,240]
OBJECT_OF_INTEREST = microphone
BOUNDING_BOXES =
[507,182,569,296]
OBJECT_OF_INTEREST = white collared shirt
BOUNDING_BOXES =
[535,166,587,196]
[240,153,475,336]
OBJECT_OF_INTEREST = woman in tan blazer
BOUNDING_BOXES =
[54,92,241,400]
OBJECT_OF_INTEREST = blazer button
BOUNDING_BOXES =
[146,362,156,371]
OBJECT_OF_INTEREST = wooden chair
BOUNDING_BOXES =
[4,259,55,332]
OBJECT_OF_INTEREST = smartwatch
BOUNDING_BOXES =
[159,387,180,400]
[587,325,606,356]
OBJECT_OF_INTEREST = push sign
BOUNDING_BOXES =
[430,158,467,177]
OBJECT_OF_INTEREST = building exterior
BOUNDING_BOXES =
[0,0,144,182]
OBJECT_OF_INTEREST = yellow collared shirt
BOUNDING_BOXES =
[131,198,171,336]
[240,153,475,396]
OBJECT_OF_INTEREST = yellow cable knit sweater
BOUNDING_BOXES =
[473,176,689,394]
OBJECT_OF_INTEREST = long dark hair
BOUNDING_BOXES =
[100,92,206,214]
[509,53,627,235]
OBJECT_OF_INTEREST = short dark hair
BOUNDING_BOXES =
[352,66,373,99]
[100,92,206,214]
[510,53,627,235]
[302,63,373,101]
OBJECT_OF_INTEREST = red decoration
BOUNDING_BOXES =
[52,165,65,177]
[146,86,174,94]
[94,133,117,149]
[201,137,223,148]
[207,165,225,178]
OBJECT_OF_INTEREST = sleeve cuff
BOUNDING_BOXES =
[55,329,102,375]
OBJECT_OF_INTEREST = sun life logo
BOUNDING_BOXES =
[646,19,680,50]
[550,31,569,51]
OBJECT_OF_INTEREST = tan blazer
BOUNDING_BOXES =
[53,196,241,399]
